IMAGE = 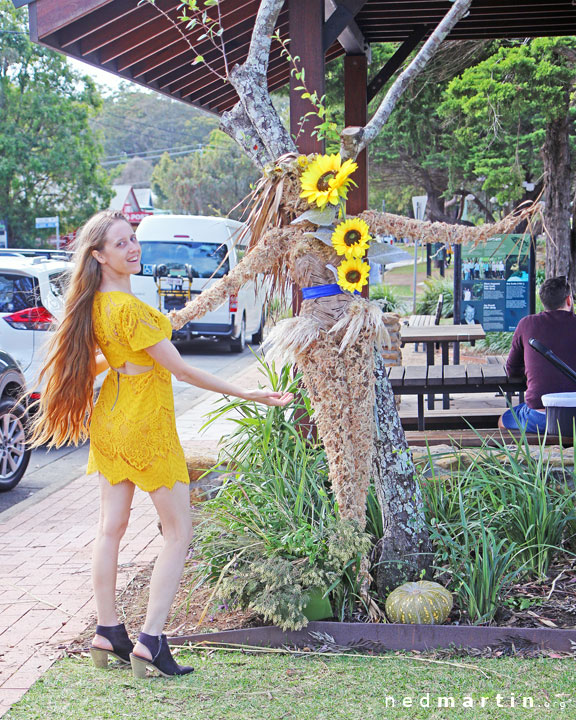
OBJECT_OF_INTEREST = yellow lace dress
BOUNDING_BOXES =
[86,291,189,491]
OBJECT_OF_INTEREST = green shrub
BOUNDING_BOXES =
[415,278,453,318]
[191,355,372,630]
[369,283,403,313]
[476,331,513,354]
[420,433,576,622]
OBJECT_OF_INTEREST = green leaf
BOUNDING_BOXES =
[291,207,338,227]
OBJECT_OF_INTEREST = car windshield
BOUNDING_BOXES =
[0,274,40,313]
[140,241,230,279]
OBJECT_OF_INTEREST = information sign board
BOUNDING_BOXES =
[458,234,533,332]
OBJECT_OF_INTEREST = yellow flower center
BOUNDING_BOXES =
[344,230,361,246]
[346,270,362,283]
[317,171,336,191]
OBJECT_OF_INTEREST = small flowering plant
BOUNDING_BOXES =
[298,153,371,293]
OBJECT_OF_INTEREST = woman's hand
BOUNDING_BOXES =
[244,389,294,407]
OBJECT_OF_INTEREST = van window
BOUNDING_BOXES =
[140,241,230,279]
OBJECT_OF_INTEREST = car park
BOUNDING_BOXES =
[132,215,266,351]
[0,348,31,491]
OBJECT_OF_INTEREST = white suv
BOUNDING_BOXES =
[0,251,70,390]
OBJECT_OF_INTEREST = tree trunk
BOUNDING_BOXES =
[543,110,574,288]
[371,353,432,595]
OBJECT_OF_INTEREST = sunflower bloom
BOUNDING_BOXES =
[300,154,358,209]
[331,218,371,259]
[337,258,370,293]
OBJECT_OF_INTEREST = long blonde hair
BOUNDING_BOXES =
[28,210,128,447]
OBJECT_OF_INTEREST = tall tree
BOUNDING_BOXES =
[0,1,112,243]
[440,38,576,281]
[95,89,219,165]
[151,130,259,217]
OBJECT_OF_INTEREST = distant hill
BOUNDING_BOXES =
[92,87,219,168]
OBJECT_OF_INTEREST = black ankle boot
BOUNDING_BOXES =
[90,623,134,668]
[130,632,194,678]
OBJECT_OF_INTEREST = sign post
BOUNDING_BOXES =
[411,195,427,312]
[0,220,7,249]
[35,216,60,249]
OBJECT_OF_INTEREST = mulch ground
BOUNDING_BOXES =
[67,551,576,662]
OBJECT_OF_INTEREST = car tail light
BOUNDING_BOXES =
[229,294,238,312]
[3,306,56,330]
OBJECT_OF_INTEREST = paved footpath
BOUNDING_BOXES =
[0,361,261,718]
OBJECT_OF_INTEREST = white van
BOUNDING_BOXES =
[132,215,266,351]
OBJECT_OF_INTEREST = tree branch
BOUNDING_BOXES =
[340,0,473,159]
[220,103,271,169]
[245,0,285,69]
[225,0,296,161]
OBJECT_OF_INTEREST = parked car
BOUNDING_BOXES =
[132,215,267,352]
[0,348,30,490]
[0,252,70,388]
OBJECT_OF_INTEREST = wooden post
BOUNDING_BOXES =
[345,54,368,215]
[289,0,325,156]
[289,0,325,312]
[345,54,369,296]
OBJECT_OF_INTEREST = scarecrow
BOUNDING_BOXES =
[171,152,538,532]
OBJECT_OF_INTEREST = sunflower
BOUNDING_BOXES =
[300,154,358,209]
[337,258,370,293]
[331,218,371,259]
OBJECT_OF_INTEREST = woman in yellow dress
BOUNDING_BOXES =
[30,210,292,678]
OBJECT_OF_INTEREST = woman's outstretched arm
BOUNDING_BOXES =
[145,339,293,406]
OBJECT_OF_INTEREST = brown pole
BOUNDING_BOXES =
[289,0,326,313]
[289,0,326,156]
[344,54,369,296]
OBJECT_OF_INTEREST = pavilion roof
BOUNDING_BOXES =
[17,0,576,116]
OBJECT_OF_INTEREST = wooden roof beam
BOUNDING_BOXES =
[58,4,141,48]
[80,0,178,56]
[367,25,428,103]
[133,0,262,81]
[166,18,288,92]
[34,0,114,37]
[323,0,369,54]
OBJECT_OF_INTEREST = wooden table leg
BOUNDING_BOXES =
[441,342,450,409]
[427,342,435,410]
[418,393,425,431]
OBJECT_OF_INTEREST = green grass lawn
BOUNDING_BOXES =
[5,649,575,720]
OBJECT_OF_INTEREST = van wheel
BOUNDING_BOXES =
[230,316,246,353]
[0,400,31,492]
[250,311,266,345]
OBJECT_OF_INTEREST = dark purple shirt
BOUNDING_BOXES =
[506,310,576,408]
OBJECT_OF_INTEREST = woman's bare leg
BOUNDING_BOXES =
[133,481,192,660]
[91,475,135,650]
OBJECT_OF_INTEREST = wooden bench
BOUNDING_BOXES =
[388,362,526,431]
[404,428,569,448]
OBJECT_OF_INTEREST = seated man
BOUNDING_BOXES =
[499,276,576,433]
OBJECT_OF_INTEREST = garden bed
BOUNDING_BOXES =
[68,553,576,660]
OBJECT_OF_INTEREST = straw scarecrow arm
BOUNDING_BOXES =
[359,202,541,246]
[169,228,286,331]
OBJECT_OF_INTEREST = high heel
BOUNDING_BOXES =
[130,632,194,678]
[90,623,134,667]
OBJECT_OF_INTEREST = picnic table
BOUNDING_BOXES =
[400,323,488,410]
[388,361,526,431]
[400,323,486,366]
